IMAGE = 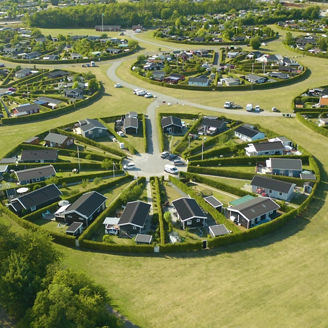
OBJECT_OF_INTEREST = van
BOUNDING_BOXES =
[246,104,253,112]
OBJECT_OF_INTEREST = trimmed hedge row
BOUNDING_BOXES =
[1,84,103,125]
[12,162,109,171]
[297,113,328,138]
[154,177,165,245]
[142,114,148,153]
[169,175,239,233]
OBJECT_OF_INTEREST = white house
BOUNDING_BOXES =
[245,141,285,157]
[234,125,266,142]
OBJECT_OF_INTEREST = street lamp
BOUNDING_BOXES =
[201,136,207,161]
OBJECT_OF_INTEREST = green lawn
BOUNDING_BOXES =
[204,175,251,189]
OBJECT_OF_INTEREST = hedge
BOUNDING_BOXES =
[142,114,148,153]
[297,113,328,138]
[11,162,109,171]
[1,84,103,125]
[153,177,165,245]
[169,175,239,233]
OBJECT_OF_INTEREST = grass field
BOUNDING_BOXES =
[1,26,328,328]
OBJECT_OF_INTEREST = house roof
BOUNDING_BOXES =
[235,125,263,138]
[21,149,58,162]
[14,103,40,113]
[135,233,153,244]
[161,116,182,129]
[23,136,39,144]
[35,97,64,105]
[65,191,107,218]
[189,76,209,83]
[0,157,17,164]
[251,175,295,194]
[252,141,284,152]
[300,172,316,180]
[172,197,207,221]
[118,201,151,227]
[66,221,83,233]
[124,116,138,129]
[229,195,255,207]
[319,97,328,106]
[11,184,62,210]
[200,117,225,129]
[246,74,267,82]
[267,158,302,171]
[209,224,230,237]
[0,165,8,173]
[79,119,107,132]
[15,165,56,182]
[44,132,70,145]
[204,195,223,208]
[230,196,280,221]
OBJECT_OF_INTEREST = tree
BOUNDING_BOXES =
[101,159,113,170]
[318,37,327,51]
[88,78,99,93]
[285,32,294,46]
[250,36,261,50]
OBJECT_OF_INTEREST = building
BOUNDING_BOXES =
[20,149,58,163]
[209,224,230,237]
[222,77,241,86]
[8,184,62,216]
[251,175,296,201]
[161,116,183,134]
[15,165,56,185]
[34,97,64,110]
[198,116,226,135]
[235,125,265,142]
[12,103,40,117]
[15,68,32,78]
[245,141,285,157]
[172,197,207,230]
[265,158,302,177]
[188,76,210,87]
[228,196,280,229]
[66,222,83,236]
[74,119,108,139]
[118,201,151,235]
[245,74,267,84]
[204,196,223,212]
[23,136,40,145]
[44,132,74,148]
[123,112,139,135]
[103,217,120,235]
[318,117,328,127]
[135,234,153,244]
[55,191,107,227]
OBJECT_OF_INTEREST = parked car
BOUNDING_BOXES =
[136,90,147,96]
[174,159,185,166]
[144,93,153,98]
[272,107,279,112]
[114,83,122,88]
[123,162,136,170]
[161,151,169,159]
[246,104,253,112]
[164,164,178,174]
[117,131,125,137]
[224,101,233,109]
[254,105,261,112]
[168,154,178,161]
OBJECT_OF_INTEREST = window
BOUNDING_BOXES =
[187,220,192,225]
[279,192,282,196]
[133,226,137,230]
[269,190,272,193]
[196,219,200,223]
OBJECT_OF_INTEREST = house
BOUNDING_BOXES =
[234,125,266,142]
[228,196,280,229]
[12,103,40,117]
[245,141,284,157]
[209,224,230,237]
[245,74,267,84]
[118,201,151,235]
[188,76,210,87]
[8,184,62,216]
[204,196,223,212]
[123,112,138,134]
[64,88,83,99]
[251,175,296,201]
[0,165,8,177]
[319,97,328,107]
[198,116,226,135]
[74,119,108,139]
[152,70,165,81]
[23,136,40,145]
[265,158,302,177]
[71,53,82,60]
[34,97,64,109]
[44,132,74,148]
[222,77,241,86]
[15,68,32,78]
[106,48,121,55]
[172,197,207,230]
[268,136,293,148]
[47,70,69,79]
[103,217,120,235]
[15,165,56,185]
[135,234,153,244]
[227,51,239,58]
[66,222,83,237]
[20,149,58,163]
[269,72,290,79]
[164,73,185,84]
[55,191,107,227]
[318,117,328,127]
[161,116,183,134]
[300,172,316,180]
[304,181,314,194]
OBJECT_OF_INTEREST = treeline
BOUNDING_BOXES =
[0,222,121,327]
[27,0,255,28]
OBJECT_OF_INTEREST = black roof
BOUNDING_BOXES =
[118,201,151,227]
[204,196,223,208]
[44,132,70,145]
[65,191,107,218]
[161,116,182,129]
[21,149,58,162]
[253,141,284,152]
[200,117,225,129]
[172,197,207,221]
[124,116,138,129]
[235,125,263,138]
[66,221,83,233]
[48,70,69,78]
[230,197,280,221]
[251,176,295,194]
[35,97,64,105]
[11,184,62,210]
[268,158,302,171]
[80,119,107,132]
[15,165,56,182]
[135,234,153,244]
[209,224,230,237]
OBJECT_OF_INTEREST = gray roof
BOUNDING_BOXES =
[172,197,207,221]
[251,176,295,194]
[35,97,64,105]
[209,224,230,237]
[66,221,83,233]
[118,201,151,227]
[300,172,316,180]
[161,116,182,129]
[235,125,263,138]
[65,191,107,218]
[21,149,58,162]
[80,119,107,133]
[0,157,17,164]
[200,117,225,130]
[124,116,138,129]
[253,141,284,152]
[268,158,302,171]
[11,184,62,210]
[204,196,223,208]
[44,132,70,145]
[135,234,153,244]
[230,197,280,221]
[24,136,39,144]
[14,103,40,113]
[15,165,56,183]
[189,76,209,83]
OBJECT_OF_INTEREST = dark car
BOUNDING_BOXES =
[168,154,178,161]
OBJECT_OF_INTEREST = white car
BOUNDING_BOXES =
[114,83,122,88]
[164,164,179,175]
[246,104,253,112]
[117,131,125,137]
[144,93,153,98]
[136,90,147,96]
[123,162,136,170]
[254,105,261,112]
